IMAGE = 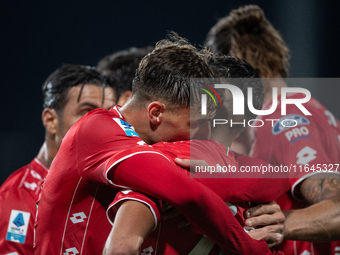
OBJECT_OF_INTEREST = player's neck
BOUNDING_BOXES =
[210,127,234,148]
[36,139,58,168]
[119,102,151,144]
[263,76,287,105]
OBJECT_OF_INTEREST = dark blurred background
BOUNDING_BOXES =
[1,0,340,184]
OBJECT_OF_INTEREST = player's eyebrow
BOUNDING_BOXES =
[77,82,107,108]
[78,102,102,109]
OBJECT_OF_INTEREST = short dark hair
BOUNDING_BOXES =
[205,5,290,78]
[132,33,214,108]
[42,64,117,112]
[209,54,263,121]
[96,46,153,98]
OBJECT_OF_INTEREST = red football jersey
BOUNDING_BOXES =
[250,93,340,255]
[34,106,167,255]
[153,140,290,203]
[34,106,269,255]
[107,140,288,255]
[107,189,162,238]
[110,190,255,255]
[0,158,48,255]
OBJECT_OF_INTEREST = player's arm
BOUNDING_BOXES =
[76,114,271,254]
[247,112,340,242]
[283,173,340,242]
[245,174,340,242]
[102,200,155,255]
[245,167,340,243]
[175,157,290,203]
[0,196,35,254]
[175,157,287,247]
[110,153,273,255]
[0,172,39,254]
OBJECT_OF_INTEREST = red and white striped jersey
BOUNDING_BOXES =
[34,106,165,255]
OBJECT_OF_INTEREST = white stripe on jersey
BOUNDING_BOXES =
[60,177,83,255]
[80,186,99,254]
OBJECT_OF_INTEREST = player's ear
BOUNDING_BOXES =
[42,108,59,135]
[147,101,164,125]
[117,90,132,106]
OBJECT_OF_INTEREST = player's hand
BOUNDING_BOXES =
[174,158,208,171]
[245,202,285,247]
[162,202,190,228]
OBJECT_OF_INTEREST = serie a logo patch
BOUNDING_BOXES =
[113,118,140,137]
[6,210,30,244]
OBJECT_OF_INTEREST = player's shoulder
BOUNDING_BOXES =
[73,106,142,153]
[0,159,46,199]
[0,166,28,192]
[87,107,116,117]
[265,95,332,138]
[284,94,328,119]
[158,140,191,150]
[80,107,117,124]
[76,107,127,136]
[152,141,189,161]
[256,94,315,138]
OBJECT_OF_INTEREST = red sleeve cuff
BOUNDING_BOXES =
[106,189,162,231]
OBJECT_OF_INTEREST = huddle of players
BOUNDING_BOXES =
[0,34,282,255]
[0,4,339,255]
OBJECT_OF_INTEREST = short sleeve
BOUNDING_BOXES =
[75,109,169,187]
[107,190,161,231]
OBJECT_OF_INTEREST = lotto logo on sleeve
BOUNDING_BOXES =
[6,210,30,243]
[113,118,140,137]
